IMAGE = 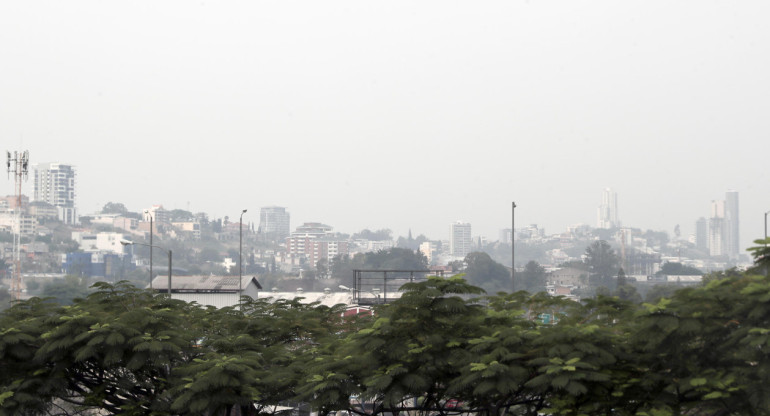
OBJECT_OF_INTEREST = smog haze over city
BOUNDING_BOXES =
[1,1,769,250]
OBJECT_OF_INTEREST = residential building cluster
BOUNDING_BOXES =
[694,190,740,259]
[0,159,749,303]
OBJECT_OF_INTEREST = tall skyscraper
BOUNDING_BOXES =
[259,206,290,241]
[708,200,726,257]
[597,188,619,229]
[695,217,708,252]
[32,162,77,225]
[499,228,512,244]
[706,192,740,259]
[724,190,740,258]
[450,221,472,258]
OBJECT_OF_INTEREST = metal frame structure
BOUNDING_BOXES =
[350,269,446,305]
[6,150,29,301]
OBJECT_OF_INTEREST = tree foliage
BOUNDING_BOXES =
[463,251,511,293]
[351,229,392,241]
[4,242,770,416]
[101,202,129,214]
[517,260,547,293]
[331,248,428,286]
[0,281,363,415]
[40,275,92,305]
[655,261,704,276]
[584,240,620,279]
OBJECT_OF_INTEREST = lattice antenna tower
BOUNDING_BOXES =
[6,150,29,300]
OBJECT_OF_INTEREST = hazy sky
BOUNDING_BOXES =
[1,1,769,252]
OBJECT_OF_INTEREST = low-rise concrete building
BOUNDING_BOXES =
[72,232,128,254]
[547,267,589,287]
[149,275,263,308]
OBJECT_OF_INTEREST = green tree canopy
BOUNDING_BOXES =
[101,201,129,214]
[517,260,547,293]
[655,261,704,276]
[585,240,620,279]
[351,229,392,241]
[0,281,365,415]
[464,252,511,293]
[5,245,770,416]
[331,248,428,286]
[40,275,91,305]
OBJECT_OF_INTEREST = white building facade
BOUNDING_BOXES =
[259,206,291,241]
[597,187,619,229]
[708,200,726,257]
[707,191,740,259]
[71,232,129,254]
[32,162,77,224]
[450,221,472,259]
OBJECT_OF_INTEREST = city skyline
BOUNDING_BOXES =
[2,1,769,253]
[4,163,756,255]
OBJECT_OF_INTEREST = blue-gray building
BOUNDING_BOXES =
[62,252,134,279]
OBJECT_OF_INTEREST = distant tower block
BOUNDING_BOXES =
[597,188,619,229]
[32,162,77,225]
[450,221,472,258]
[259,206,291,241]
[709,200,726,257]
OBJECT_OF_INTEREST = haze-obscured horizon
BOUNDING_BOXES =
[1,1,768,251]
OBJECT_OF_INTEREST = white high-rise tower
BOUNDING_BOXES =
[708,200,726,257]
[32,162,77,225]
[724,190,740,259]
[450,221,472,258]
[597,188,619,229]
[259,206,291,240]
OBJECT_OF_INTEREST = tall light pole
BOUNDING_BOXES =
[121,239,171,294]
[144,210,153,289]
[765,210,770,244]
[239,209,247,301]
[765,210,770,277]
[512,201,516,292]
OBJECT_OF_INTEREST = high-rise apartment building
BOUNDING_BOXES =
[32,162,77,225]
[597,188,619,229]
[259,206,290,241]
[695,217,708,252]
[724,190,740,258]
[706,191,740,259]
[709,200,726,257]
[285,222,348,268]
[499,228,512,244]
[144,205,170,224]
[450,221,472,258]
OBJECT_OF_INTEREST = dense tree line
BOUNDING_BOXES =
[1,240,770,415]
[0,282,358,415]
[330,248,428,286]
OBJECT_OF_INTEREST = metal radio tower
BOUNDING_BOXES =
[6,150,29,301]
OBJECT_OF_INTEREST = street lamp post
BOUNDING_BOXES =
[765,210,770,244]
[512,201,516,292]
[144,210,153,289]
[121,239,172,294]
[239,209,247,302]
[762,210,770,277]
